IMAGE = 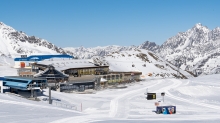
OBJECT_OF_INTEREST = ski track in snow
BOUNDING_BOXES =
[108,79,173,118]
[60,78,220,122]
[166,80,220,110]
[0,98,78,113]
[3,57,10,66]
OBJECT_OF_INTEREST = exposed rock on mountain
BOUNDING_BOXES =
[1,21,219,76]
[138,41,159,51]
[0,22,66,58]
[63,45,137,59]
[139,23,220,75]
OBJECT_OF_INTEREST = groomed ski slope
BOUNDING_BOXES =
[48,75,220,123]
[1,74,220,122]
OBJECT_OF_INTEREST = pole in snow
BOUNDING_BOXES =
[49,86,52,104]
[81,103,82,112]
[163,96,164,102]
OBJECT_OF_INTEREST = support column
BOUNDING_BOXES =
[30,89,34,98]
[0,81,3,93]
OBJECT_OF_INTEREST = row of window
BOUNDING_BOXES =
[67,68,107,72]
[60,85,94,91]
[21,75,33,77]
[103,75,122,80]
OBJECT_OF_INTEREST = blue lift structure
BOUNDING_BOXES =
[14,54,73,61]
[3,76,47,91]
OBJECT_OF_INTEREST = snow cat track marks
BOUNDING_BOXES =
[166,91,220,110]
[109,80,163,118]
[166,80,220,110]
[155,79,182,93]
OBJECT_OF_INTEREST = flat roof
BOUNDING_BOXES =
[4,76,47,80]
[34,60,109,71]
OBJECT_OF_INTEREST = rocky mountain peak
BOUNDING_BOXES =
[138,41,159,51]
[191,23,209,33]
[0,22,4,25]
[151,23,220,75]
[0,22,66,57]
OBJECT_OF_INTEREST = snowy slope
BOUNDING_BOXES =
[0,93,82,123]
[0,64,220,123]
[0,56,17,76]
[0,22,66,58]
[93,49,193,79]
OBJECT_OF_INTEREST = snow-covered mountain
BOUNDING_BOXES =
[140,23,220,75]
[65,23,220,76]
[0,22,66,58]
[92,48,193,79]
[63,45,137,59]
[1,21,219,76]
[138,40,159,51]
[63,41,161,59]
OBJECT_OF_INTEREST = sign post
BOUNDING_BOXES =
[161,92,165,102]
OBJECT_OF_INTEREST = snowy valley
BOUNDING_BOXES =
[0,61,220,123]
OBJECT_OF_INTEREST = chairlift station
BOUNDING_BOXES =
[1,54,142,97]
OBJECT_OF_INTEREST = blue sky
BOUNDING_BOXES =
[0,0,220,48]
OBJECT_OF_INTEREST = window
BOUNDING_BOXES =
[107,76,110,80]
[116,75,119,79]
[112,75,115,80]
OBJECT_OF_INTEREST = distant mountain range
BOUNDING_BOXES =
[146,23,220,75]
[0,22,220,75]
